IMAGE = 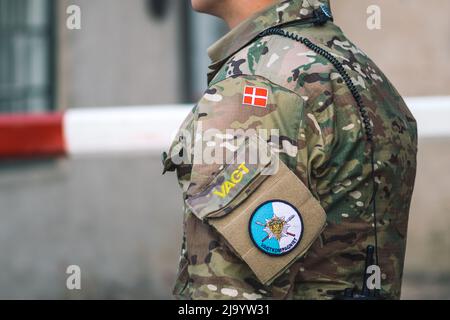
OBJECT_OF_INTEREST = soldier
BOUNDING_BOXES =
[163,0,417,300]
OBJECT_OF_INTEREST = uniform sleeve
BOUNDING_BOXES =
[187,75,306,196]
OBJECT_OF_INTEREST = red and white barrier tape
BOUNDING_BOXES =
[0,106,190,158]
[0,113,65,158]
[0,97,449,158]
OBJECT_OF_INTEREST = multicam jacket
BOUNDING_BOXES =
[163,0,417,300]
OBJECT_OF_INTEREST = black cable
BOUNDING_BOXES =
[258,27,379,265]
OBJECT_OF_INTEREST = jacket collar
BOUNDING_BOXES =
[207,0,332,81]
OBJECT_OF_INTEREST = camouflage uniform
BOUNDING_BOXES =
[163,0,417,300]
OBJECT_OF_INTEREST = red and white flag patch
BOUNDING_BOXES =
[242,86,269,108]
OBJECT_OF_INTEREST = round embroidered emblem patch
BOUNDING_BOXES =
[249,200,303,256]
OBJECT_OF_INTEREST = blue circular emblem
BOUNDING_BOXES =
[249,200,303,256]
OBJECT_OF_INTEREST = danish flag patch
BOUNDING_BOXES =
[242,86,269,108]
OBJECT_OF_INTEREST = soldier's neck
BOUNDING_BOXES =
[220,0,277,29]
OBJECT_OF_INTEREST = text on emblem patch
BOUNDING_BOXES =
[249,200,303,256]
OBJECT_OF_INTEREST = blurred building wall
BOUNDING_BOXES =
[402,138,450,299]
[332,0,450,97]
[1,0,186,299]
[0,156,184,299]
[57,0,183,109]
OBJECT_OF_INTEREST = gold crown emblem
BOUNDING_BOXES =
[267,217,286,240]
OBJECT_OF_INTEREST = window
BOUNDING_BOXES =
[0,0,55,113]
[181,2,227,102]
[188,12,227,101]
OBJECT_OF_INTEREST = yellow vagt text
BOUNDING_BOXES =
[212,163,249,199]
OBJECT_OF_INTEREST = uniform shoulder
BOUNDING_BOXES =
[210,33,332,95]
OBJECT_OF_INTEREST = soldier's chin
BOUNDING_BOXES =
[190,0,221,15]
